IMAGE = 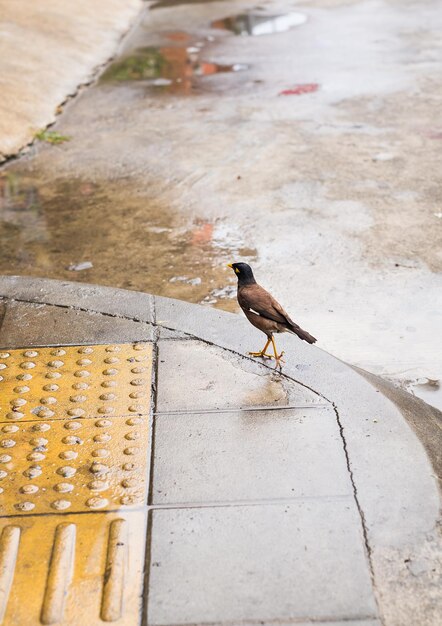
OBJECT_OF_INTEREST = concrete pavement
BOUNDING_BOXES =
[0,276,441,626]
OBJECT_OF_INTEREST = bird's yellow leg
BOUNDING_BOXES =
[249,337,272,359]
[271,336,285,368]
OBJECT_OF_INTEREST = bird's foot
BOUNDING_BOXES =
[274,351,285,369]
[249,350,273,359]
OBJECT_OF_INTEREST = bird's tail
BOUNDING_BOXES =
[288,323,317,344]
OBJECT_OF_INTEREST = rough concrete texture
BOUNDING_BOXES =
[0,0,441,412]
[0,277,441,625]
[0,0,143,159]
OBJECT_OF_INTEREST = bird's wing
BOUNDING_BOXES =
[238,284,293,326]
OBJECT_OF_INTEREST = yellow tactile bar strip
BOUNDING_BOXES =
[0,343,152,422]
[0,511,147,625]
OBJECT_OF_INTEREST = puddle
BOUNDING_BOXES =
[409,378,442,412]
[101,40,248,94]
[0,172,255,311]
[211,12,307,36]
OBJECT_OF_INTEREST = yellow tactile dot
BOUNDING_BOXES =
[31,423,51,432]
[23,466,42,479]
[88,480,109,491]
[20,362,35,369]
[70,394,87,403]
[103,368,118,376]
[43,383,59,391]
[86,496,108,509]
[67,408,85,417]
[40,396,57,404]
[129,391,143,399]
[76,358,92,366]
[0,352,10,358]
[45,371,61,379]
[48,360,64,368]
[0,454,12,463]
[16,373,32,381]
[1,439,16,448]
[54,482,74,493]
[93,433,111,443]
[104,357,119,364]
[59,450,78,460]
[74,370,90,378]
[64,419,82,427]
[50,348,66,356]
[72,382,89,390]
[2,425,19,433]
[101,380,116,388]
[125,431,140,441]
[11,398,26,407]
[14,385,30,393]
[97,406,115,414]
[15,501,35,511]
[30,437,48,447]
[8,412,24,421]
[99,392,116,401]
[23,350,38,358]
[27,452,45,462]
[51,499,71,510]
[20,484,38,494]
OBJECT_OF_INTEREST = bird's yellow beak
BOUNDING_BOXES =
[227,263,233,269]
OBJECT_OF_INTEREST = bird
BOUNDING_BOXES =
[227,262,316,368]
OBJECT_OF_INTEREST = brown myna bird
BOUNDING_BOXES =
[228,262,316,367]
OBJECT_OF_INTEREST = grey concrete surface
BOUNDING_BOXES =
[1,0,441,413]
[148,502,377,625]
[152,405,351,503]
[0,277,441,625]
[0,299,154,345]
[156,339,321,410]
[0,0,143,160]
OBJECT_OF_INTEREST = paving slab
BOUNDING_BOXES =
[152,406,351,504]
[0,299,154,346]
[156,339,321,412]
[147,501,377,625]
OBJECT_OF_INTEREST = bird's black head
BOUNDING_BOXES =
[227,262,256,286]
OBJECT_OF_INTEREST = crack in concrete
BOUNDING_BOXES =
[332,402,383,625]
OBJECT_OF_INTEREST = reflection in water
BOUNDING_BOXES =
[212,12,307,36]
[0,173,255,310]
[0,173,51,268]
[101,41,248,94]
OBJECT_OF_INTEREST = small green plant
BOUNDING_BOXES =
[35,129,71,144]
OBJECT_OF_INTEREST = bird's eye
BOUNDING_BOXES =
[235,268,240,274]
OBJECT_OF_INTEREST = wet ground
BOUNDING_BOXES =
[1,0,441,408]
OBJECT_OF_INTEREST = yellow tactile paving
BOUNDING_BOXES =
[0,415,149,515]
[0,343,152,422]
[0,343,152,625]
[0,510,147,625]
